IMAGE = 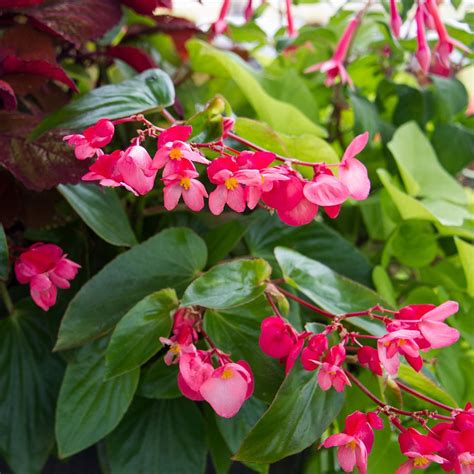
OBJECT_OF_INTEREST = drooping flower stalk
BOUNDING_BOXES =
[389,0,402,38]
[285,0,296,37]
[415,2,431,73]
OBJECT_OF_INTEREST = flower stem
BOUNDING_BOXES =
[275,286,334,319]
[395,380,455,412]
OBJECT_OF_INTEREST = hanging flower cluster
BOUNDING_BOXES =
[258,284,469,474]
[160,307,254,418]
[14,243,80,311]
[63,116,371,227]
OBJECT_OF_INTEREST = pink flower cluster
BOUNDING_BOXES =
[64,120,371,227]
[161,307,254,418]
[323,411,384,474]
[15,243,80,311]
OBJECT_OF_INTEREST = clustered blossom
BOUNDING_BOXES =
[64,119,371,227]
[258,294,468,474]
[15,243,80,311]
[161,307,254,418]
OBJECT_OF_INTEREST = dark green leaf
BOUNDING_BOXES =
[105,289,177,378]
[203,406,233,474]
[245,211,372,286]
[106,397,207,474]
[55,228,207,350]
[0,302,64,474]
[55,337,139,458]
[58,183,137,247]
[432,76,468,122]
[186,96,225,144]
[204,297,285,403]
[31,69,175,139]
[182,258,271,310]
[275,247,387,335]
[138,358,181,399]
[0,224,8,280]
[204,219,248,267]
[235,361,344,464]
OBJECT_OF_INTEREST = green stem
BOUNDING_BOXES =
[0,281,14,314]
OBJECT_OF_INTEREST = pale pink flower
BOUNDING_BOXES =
[317,344,351,392]
[178,347,214,401]
[82,150,124,188]
[377,329,423,376]
[211,0,230,35]
[15,243,80,311]
[64,119,114,160]
[163,168,208,212]
[303,170,350,208]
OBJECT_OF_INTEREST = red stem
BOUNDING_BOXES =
[265,293,283,318]
[276,286,334,319]
[285,0,296,37]
[395,380,455,413]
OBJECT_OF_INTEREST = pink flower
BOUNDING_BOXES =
[301,334,328,371]
[396,428,446,474]
[357,346,383,376]
[390,0,403,39]
[178,347,214,401]
[285,0,296,38]
[377,329,423,376]
[200,361,254,418]
[259,316,298,359]
[391,301,460,350]
[211,0,230,35]
[244,0,253,21]
[318,344,351,392]
[415,5,431,74]
[163,168,208,212]
[207,157,260,215]
[323,411,383,474]
[15,243,80,311]
[83,146,157,196]
[64,119,114,160]
[153,125,209,177]
[304,16,361,87]
[338,132,370,201]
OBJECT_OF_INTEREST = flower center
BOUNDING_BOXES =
[180,177,191,190]
[169,148,183,160]
[398,339,407,346]
[224,177,238,190]
[170,343,181,354]
[413,456,429,467]
[347,439,357,450]
[220,367,234,379]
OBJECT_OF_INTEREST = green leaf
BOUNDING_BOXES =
[235,361,344,464]
[432,123,474,175]
[0,302,64,474]
[138,358,181,399]
[245,211,372,286]
[455,237,474,297]
[31,69,175,139]
[0,224,8,280]
[367,426,405,474]
[203,406,233,474]
[387,122,467,205]
[275,247,387,335]
[105,289,177,378]
[187,40,326,137]
[387,220,438,268]
[431,76,468,121]
[398,365,458,408]
[182,258,271,310]
[234,117,338,178]
[204,297,285,403]
[204,219,248,267]
[58,183,137,247]
[372,266,397,307]
[55,228,207,350]
[106,397,207,474]
[185,95,225,144]
[55,337,139,458]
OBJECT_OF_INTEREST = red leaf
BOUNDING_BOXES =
[17,0,123,47]
[0,112,90,191]
[121,0,172,15]
[0,79,16,110]
[106,45,156,72]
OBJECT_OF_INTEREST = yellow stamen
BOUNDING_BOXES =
[180,177,191,190]
[169,148,183,160]
[224,177,238,190]
[170,343,181,354]
[221,367,234,380]
[413,457,429,467]
[347,439,357,450]
[398,339,406,346]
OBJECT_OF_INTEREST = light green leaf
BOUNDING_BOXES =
[188,40,326,137]
[455,237,474,297]
[182,258,271,310]
[58,183,137,247]
[387,122,467,205]
[235,361,344,464]
[56,337,139,457]
[0,301,64,474]
[31,69,175,139]
[105,289,177,378]
[106,397,207,474]
[56,228,207,351]
[275,247,387,335]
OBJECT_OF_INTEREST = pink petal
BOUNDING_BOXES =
[158,125,193,148]
[355,441,368,474]
[209,185,228,215]
[419,320,460,349]
[337,444,357,472]
[317,367,332,391]
[226,185,246,213]
[339,156,370,201]
[178,373,205,401]
[163,184,183,211]
[303,174,350,206]
[342,132,369,162]
[183,182,206,212]
[277,197,318,226]
[246,185,262,210]
[323,433,354,448]
[395,460,414,474]
[377,343,400,376]
[422,301,459,322]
